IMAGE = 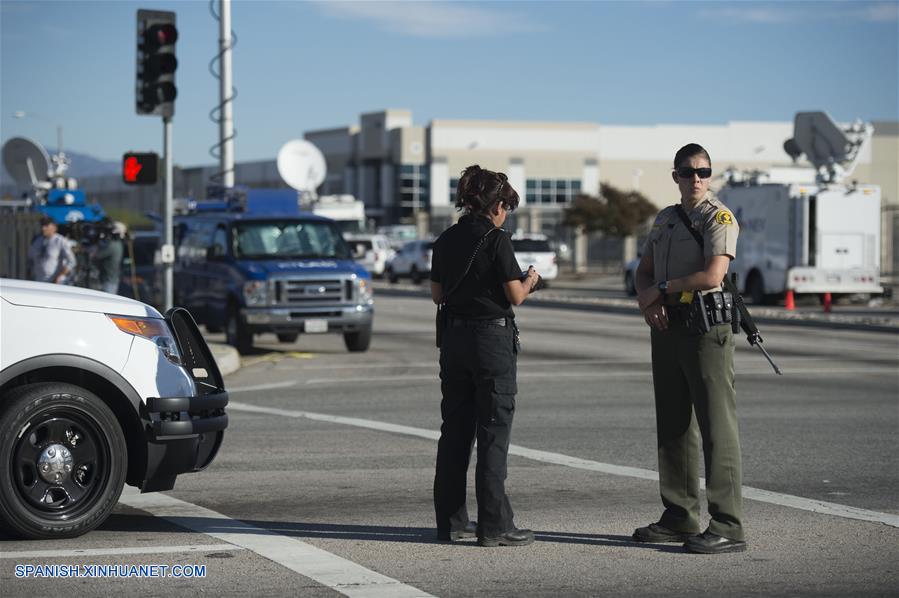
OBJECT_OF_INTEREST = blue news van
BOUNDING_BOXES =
[173,191,373,354]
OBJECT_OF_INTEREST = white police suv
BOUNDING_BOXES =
[0,279,228,539]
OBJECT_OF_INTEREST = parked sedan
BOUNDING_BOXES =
[511,234,558,282]
[386,239,433,284]
[345,233,394,278]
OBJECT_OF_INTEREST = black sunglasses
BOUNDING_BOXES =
[676,167,712,179]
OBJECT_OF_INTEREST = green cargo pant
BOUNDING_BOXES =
[650,319,744,541]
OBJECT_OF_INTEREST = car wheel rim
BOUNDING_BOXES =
[13,411,108,519]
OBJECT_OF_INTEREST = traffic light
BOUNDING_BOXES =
[136,9,177,117]
[122,152,159,185]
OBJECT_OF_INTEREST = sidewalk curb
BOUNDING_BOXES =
[209,343,240,376]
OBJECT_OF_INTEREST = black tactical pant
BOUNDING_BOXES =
[434,319,517,537]
[651,319,744,541]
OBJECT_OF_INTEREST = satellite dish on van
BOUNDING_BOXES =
[2,137,50,187]
[277,139,327,192]
[788,111,872,183]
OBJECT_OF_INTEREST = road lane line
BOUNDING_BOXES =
[119,488,435,598]
[227,401,899,529]
[0,544,245,559]
[230,366,896,389]
[227,381,298,393]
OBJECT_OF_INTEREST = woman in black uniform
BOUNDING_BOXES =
[430,165,540,547]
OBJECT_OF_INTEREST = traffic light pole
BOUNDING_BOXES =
[163,116,174,311]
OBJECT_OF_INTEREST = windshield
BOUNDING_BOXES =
[233,220,351,260]
[512,239,552,252]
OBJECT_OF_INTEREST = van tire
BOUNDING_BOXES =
[387,267,398,284]
[226,305,253,355]
[0,383,127,540]
[746,271,765,305]
[624,272,637,297]
[410,266,422,284]
[344,325,372,352]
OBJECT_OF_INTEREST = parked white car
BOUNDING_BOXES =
[386,239,434,284]
[0,279,228,539]
[345,233,394,277]
[512,234,559,281]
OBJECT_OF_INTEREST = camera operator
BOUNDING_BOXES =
[90,221,126,295]
[27,216,77,285]
[430,165,541,547]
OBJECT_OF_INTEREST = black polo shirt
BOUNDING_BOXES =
[430,214,522,320]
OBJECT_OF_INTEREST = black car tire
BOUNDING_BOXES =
[226,305,253,355]
[387,267,398,284]
[344,325,372,352]
[0,382,127,540]
[277,333,299,344]
[410,266,422,285]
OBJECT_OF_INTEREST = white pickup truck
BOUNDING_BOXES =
[0,279,228,539]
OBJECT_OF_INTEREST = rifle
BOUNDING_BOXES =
[674,205,782,375]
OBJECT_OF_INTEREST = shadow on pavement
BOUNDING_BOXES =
[95,514,681,552]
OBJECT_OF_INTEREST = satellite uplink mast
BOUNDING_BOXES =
[783,111,873,184]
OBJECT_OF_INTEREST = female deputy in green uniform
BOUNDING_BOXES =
[632,143,746,554]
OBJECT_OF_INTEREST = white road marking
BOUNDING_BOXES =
[119,488,435,598]
[0,544,244,559]
[228,401,899,529]
[230,366,896,390]
[227,381,298,393]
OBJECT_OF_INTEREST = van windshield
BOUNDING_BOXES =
[233,220,351,260]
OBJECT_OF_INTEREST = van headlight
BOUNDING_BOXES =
[357,278,373,303]
[243,280,269,305]
[108,315,182,365]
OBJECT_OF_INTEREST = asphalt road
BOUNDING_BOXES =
[2,294,897,596]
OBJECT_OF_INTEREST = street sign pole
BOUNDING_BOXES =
[163,116,174,311]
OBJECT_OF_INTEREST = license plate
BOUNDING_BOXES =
[304,319,328,333]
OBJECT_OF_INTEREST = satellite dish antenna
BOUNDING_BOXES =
[277,139,327,192]
[2,137,50,187]
[791,111,872,183]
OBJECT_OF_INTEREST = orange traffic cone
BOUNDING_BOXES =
[785,290,795,311]
[823,292,832,313]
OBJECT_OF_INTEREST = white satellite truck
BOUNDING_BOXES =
[718,111,882,304]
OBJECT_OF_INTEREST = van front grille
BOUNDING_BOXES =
[274,278,349,304]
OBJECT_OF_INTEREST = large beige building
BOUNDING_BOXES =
[303,109,897,273]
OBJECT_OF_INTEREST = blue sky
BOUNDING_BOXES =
[2,0,897,168]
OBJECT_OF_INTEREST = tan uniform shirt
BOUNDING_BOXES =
[643,193,739,291]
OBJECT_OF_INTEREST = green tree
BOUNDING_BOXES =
[563,182,657,236]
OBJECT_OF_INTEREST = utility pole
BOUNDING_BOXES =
[219,0,235,188]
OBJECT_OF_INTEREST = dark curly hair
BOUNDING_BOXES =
[455,165,520,215]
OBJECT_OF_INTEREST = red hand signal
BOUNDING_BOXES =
[124,156,143,182]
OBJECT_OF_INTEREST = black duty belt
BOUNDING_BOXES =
[448,317,507,328]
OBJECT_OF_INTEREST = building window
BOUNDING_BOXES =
[396,163,429,219]
[525,179,582,204]
[449,177,459,204]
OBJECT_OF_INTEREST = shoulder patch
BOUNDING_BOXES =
[715,210,734,226]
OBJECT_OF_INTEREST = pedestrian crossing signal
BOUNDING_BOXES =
[122,152,159,185]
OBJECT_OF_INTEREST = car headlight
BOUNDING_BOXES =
[243,280,269,305]
[357,278,373,303]
[108,315,182,365]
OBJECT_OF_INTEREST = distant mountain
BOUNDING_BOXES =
[0,147,119,187]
